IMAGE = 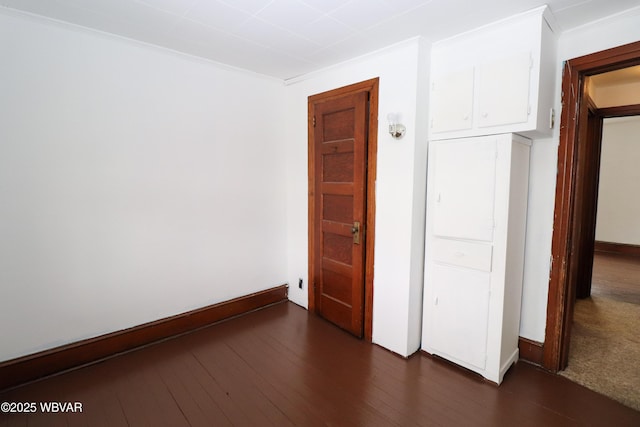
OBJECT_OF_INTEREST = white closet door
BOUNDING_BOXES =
[428,264,491,369]
[432,138,497,241]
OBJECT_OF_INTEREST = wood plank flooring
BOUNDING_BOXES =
[1,301,639,426]
[591,251,640,304]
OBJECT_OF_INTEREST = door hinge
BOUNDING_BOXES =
[313,116,316,127]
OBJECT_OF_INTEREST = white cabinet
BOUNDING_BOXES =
[430,67,474,133]
[429,264,491,370]
[476,52,532,129]
[429,6,557,139]
[422,134,531,384]
[432,137,497,241]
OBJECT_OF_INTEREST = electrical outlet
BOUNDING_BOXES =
[298,278,303,289]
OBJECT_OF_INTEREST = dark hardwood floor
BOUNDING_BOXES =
[1,301,639,426]
[592,251,640,304]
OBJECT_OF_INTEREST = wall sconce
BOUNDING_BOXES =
[387,113,406,139]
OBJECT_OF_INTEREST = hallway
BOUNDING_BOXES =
[561,251,640,410]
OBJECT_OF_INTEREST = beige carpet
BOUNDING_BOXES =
[559,296,640,411]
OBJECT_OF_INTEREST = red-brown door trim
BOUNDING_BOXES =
[307,78,379,341]
[544,41,640,372]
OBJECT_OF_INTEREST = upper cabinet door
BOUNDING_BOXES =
[428,5,557,139]
[432,137,497,242]
[477,52,532,128]
[431,67,474,133]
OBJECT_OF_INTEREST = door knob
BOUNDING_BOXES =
[352,221,361,245]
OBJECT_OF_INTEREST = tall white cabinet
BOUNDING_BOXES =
[421,134,531,384]
[421,4,556,384]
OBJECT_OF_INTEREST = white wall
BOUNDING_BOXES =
[558,6,640,62]
[595,117,640,245]
[518,137,557,342]
[592,81,640,107]
[518,6,640,342]
[284,38,429,357]
[0,10,288,362]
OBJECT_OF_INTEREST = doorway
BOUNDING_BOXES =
[560,113,640,410]
[544,41,640,372]
[307,78,378,340]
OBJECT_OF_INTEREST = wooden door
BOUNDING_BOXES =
[574,101,604,299]
[309,90,368,337]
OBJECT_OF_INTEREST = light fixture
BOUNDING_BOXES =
[387,113,406,139]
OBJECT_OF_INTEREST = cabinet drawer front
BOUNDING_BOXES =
[432,238,493,272]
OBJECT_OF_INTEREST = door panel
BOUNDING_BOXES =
[477,52,531,128]
[429,263,491,370]
[322,194,353,223]
[431,67,474,133]
[311,91,368,337]
[433,138,497,241]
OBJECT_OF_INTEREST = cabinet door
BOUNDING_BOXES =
[477,52,531,128]
[428,263,491,369]
[431,68,474,133]
[432,138,497,241]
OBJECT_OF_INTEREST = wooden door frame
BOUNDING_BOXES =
[307,78,379,341]
[543,41,640,372]
[574,103,640,299]
[573,95,603,300]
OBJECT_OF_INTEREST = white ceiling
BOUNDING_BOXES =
[2,0,640,80]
